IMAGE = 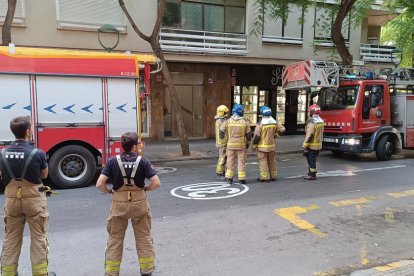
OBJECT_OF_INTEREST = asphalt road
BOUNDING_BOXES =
[1,151,414,276]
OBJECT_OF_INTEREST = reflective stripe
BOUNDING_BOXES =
[139,257,155,270]
[105,260,121,272]
[260,171,269,178]
[310,168,317,172]
[238,171,246,179]
[225,170,234,178]
[258,125,276,150]
[1,265,17,276]
[32,262,48,276]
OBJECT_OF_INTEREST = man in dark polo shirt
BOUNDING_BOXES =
[0,116,55,276]
[96,132,160,276]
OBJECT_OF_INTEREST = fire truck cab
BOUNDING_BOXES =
[0,46,156,188]
[283,60,414,161]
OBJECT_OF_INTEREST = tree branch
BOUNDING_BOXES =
[150,0,166,41]
[118,0,151,43]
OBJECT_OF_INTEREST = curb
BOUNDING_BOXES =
[148,149,303,164]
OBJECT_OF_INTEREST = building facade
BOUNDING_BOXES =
[0,0,399,140]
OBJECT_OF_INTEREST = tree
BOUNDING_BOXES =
[382,1,414,66]
[251,0,387,65]
[118,0,190,156]
[1,0,17,46]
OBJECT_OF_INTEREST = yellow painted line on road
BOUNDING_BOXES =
[387,189,414,198]
[356,205,369,266]
[384,207,395,222]
[374,261,402,271]
[329,196,377,207]
[274,204,327,238]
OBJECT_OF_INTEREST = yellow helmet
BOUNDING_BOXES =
[216,105,229,117]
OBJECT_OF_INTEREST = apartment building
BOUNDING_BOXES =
[0,0,399,140]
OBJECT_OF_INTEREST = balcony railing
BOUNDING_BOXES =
[360,44,399,63]
[159,28,248,56]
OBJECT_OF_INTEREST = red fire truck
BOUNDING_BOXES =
[282,60,414,161]
[0,46,155,188]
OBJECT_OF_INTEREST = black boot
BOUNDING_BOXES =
[226,178,233,184]
[257,178,270,183]
[239,180,247,184]
[142,273,152,276]
[303,172,316,180]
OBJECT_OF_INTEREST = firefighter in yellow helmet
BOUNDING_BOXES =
[252,106,285,182]
[215,105,229,177]
[219,104,251,184]
[303,104,324,180]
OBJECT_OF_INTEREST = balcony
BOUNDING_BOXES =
[360,44,400,63]
[159,28,248,56]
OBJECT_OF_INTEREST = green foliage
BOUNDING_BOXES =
[382,6,414,67]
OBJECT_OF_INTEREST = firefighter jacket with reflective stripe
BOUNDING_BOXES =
[215,116,228,148]
[253,116,286,152]
[220,116,251,150]
[303,115,325,150]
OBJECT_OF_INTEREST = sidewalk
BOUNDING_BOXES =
[142,134,304,163]
[350,259,414,276]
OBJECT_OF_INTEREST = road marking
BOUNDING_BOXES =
[170,182,249,200]
[274,204,327,238]
[387,189,414,198]
[155,167,177,175]
[329,196,377,207]
[384,207,395,222]
[374,261,402,271]
[286,165,407,179]
[356,205,369,266]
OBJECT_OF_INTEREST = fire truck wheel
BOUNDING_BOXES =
[49,145,97,189]
[376,135,393,161]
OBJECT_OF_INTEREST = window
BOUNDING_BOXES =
[0,0,25,27]
[263,3,304,44]
[56,0,126,32]
[314,4,350,43]
[162,0,246,34]
[319,86,359,110]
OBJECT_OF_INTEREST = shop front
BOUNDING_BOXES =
[231,65,308,133]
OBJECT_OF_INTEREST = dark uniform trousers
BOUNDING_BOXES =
[105,185,154,276]
[1,180,49,276]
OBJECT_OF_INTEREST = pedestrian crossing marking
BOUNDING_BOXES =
[387,189,414,198]
[329,196,377,207]
[274,204,327,238]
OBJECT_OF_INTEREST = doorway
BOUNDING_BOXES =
[164,73,204,138]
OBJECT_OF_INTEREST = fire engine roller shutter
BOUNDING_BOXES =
[36,76,103,124]
[0,75,31,142]
[107,78,138,138]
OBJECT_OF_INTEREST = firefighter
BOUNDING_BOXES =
[96,132,160,276]
[0,116,55,276]
[220,104,251,184]
[215,105,229,177]
[303,104,325,180]
[252,106,285,182]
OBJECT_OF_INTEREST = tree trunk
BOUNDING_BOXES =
[331,0,356,65]
[118,0,190,156]
[152,43,190,155]
[1,0,17,46]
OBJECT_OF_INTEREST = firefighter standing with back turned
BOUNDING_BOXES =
[214,105,229,178]
[303,104,325,180]
[0,116,55,276]
[252,106,285,182]
[96,132,160,276]
[220,104,251,184]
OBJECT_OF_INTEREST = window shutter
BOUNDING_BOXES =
[57,0,126,31]
[0,0,25,26]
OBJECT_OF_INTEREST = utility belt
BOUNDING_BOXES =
[5,180,47,199]
[112,185,146,202]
